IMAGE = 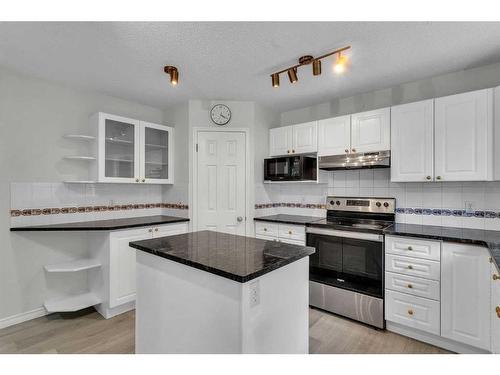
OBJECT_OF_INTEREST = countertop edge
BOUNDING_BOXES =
[131,242,315,283]
[10,217,190,232]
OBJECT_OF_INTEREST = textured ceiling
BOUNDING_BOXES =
[1,22,500,112]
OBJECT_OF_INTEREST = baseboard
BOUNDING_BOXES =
[95,301,135,319]
[0,307,47,330]
[386,322,491,354]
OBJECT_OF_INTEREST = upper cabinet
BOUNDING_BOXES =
[391,100,434,182]
[91,112,174,184]
[317,115,351,156]
[317,108,390,156]
[269,121,317,156]
[390,88,494,182]
[351,108,391,153]
[434,88,493,181]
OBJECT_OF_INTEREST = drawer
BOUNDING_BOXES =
[278,224,305,241]
[385,236,441,261]
[386,254,440,281]
[385,272,440,301]
[255,222,279,238]
[279,237,305,246]
[385,289,440,335]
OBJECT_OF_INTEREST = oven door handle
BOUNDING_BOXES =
[306,227,384,242]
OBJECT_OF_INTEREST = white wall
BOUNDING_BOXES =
[0,67,165,322]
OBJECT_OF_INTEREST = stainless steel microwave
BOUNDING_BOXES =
[264,155,317,182]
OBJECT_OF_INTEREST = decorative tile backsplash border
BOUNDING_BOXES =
[255,203,326,209]
[10,202,189,217]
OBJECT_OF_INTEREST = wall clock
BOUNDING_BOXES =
[210,104,231,126]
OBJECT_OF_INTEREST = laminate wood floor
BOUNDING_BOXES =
[0,307,450,354]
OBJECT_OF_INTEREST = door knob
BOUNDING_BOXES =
[237,216,243,222]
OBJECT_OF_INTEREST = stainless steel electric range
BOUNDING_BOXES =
[306,196,396,329]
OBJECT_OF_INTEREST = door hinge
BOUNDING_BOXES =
[195,143,198,152]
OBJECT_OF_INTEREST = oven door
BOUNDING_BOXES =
[306,228,384,298]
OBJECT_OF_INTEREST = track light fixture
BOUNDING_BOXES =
[270,46,350,88]
[164,65,179,86]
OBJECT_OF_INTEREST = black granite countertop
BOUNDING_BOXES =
[129,230,315,283]
[254,214,324,225]
[10,215,189,231]
[384,223,500,272]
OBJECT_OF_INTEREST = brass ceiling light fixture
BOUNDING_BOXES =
[270,46,350,88]
[164,65,179,86]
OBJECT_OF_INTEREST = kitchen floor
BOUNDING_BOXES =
[0,307,450,354]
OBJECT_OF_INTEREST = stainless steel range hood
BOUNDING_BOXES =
[318,150,390,171]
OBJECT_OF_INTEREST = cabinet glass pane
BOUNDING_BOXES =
[104,119,135,178]
[144,127,169,179]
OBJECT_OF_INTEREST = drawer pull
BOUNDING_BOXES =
[148,228,153,233]
[154,228,158,232]
[493,274,499,281]
[407,246,413,251]
[263,228,267,232]
[407,284,413,289]
[407,309,414,316]
[496,306,500,318]
[407,265,413,270]
[288,230,292,235]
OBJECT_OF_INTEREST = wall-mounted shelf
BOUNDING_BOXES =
[64,156,96,161]
[64,134,96,141]
[45,259,101,273]
[44,292,101,313]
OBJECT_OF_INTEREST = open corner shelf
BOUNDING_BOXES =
[45,259,101,273]
[44,292,101,313]
[64,134,96,141]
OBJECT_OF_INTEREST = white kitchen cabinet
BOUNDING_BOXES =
[317,115,351,156]
[269,122,317,156]
[390,100,434,182]
[92,112,174,184]
[441,242,491,351]
[269,126,293,156]
[351,107,390,153]
[492,263,500,353]
[108,222,188,310]
[434,89,493,181]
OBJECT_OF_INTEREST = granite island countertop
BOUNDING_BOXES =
[129,230,315,283]
[253,214,324,225]
[384,223,500,272]
[10,215,189,231]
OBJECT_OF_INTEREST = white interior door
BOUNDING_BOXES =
[196,131,246,235]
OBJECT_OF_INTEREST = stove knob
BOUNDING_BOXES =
[336,201,341,206]
[376,202,381,207]
[383,202,389,208]
[330,200,335,205]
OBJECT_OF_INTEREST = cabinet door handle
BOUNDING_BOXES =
[407,265,413,270]
[287,150,290,154]
[148,228,153,233]
[407,284,413,289]
[292,149,295,153]
[135,178,139,182]
[345,149,349,153]
[351,148,356,153]
[142,178,146,182]
[263,228,267,232]
[407,309,414,316]
[154,228,158,232]
[496,306,500,318]
[407,246,413,251]
[288,230,292,235]
[493,274,499,281]
[436,176,442,180]
[426,176,431,180]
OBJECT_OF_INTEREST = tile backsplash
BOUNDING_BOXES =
[257,168,500,230]
[10,182,188,227]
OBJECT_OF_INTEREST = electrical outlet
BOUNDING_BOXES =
[465,201,474,214]
[249,280,260,308]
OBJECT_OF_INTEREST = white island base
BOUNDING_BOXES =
[135,251,309,354]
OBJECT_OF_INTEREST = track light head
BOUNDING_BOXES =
[164,66,179,86]
[271,73,280,88]
[312,60,322,76]
[287,68,298,84]
[333,53,348,74]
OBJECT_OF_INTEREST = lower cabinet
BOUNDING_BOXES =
[492,263,500,353]
[441,243,491,351]
[107,222,188,311]
[254,221,305,245]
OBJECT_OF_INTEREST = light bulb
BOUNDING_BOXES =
[334,54,348,74]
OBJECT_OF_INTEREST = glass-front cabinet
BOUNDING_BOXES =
[93,113,173,184]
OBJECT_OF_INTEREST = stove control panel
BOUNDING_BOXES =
[326,196,396,213]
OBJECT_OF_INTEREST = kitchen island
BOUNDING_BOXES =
[129,230,315,354]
